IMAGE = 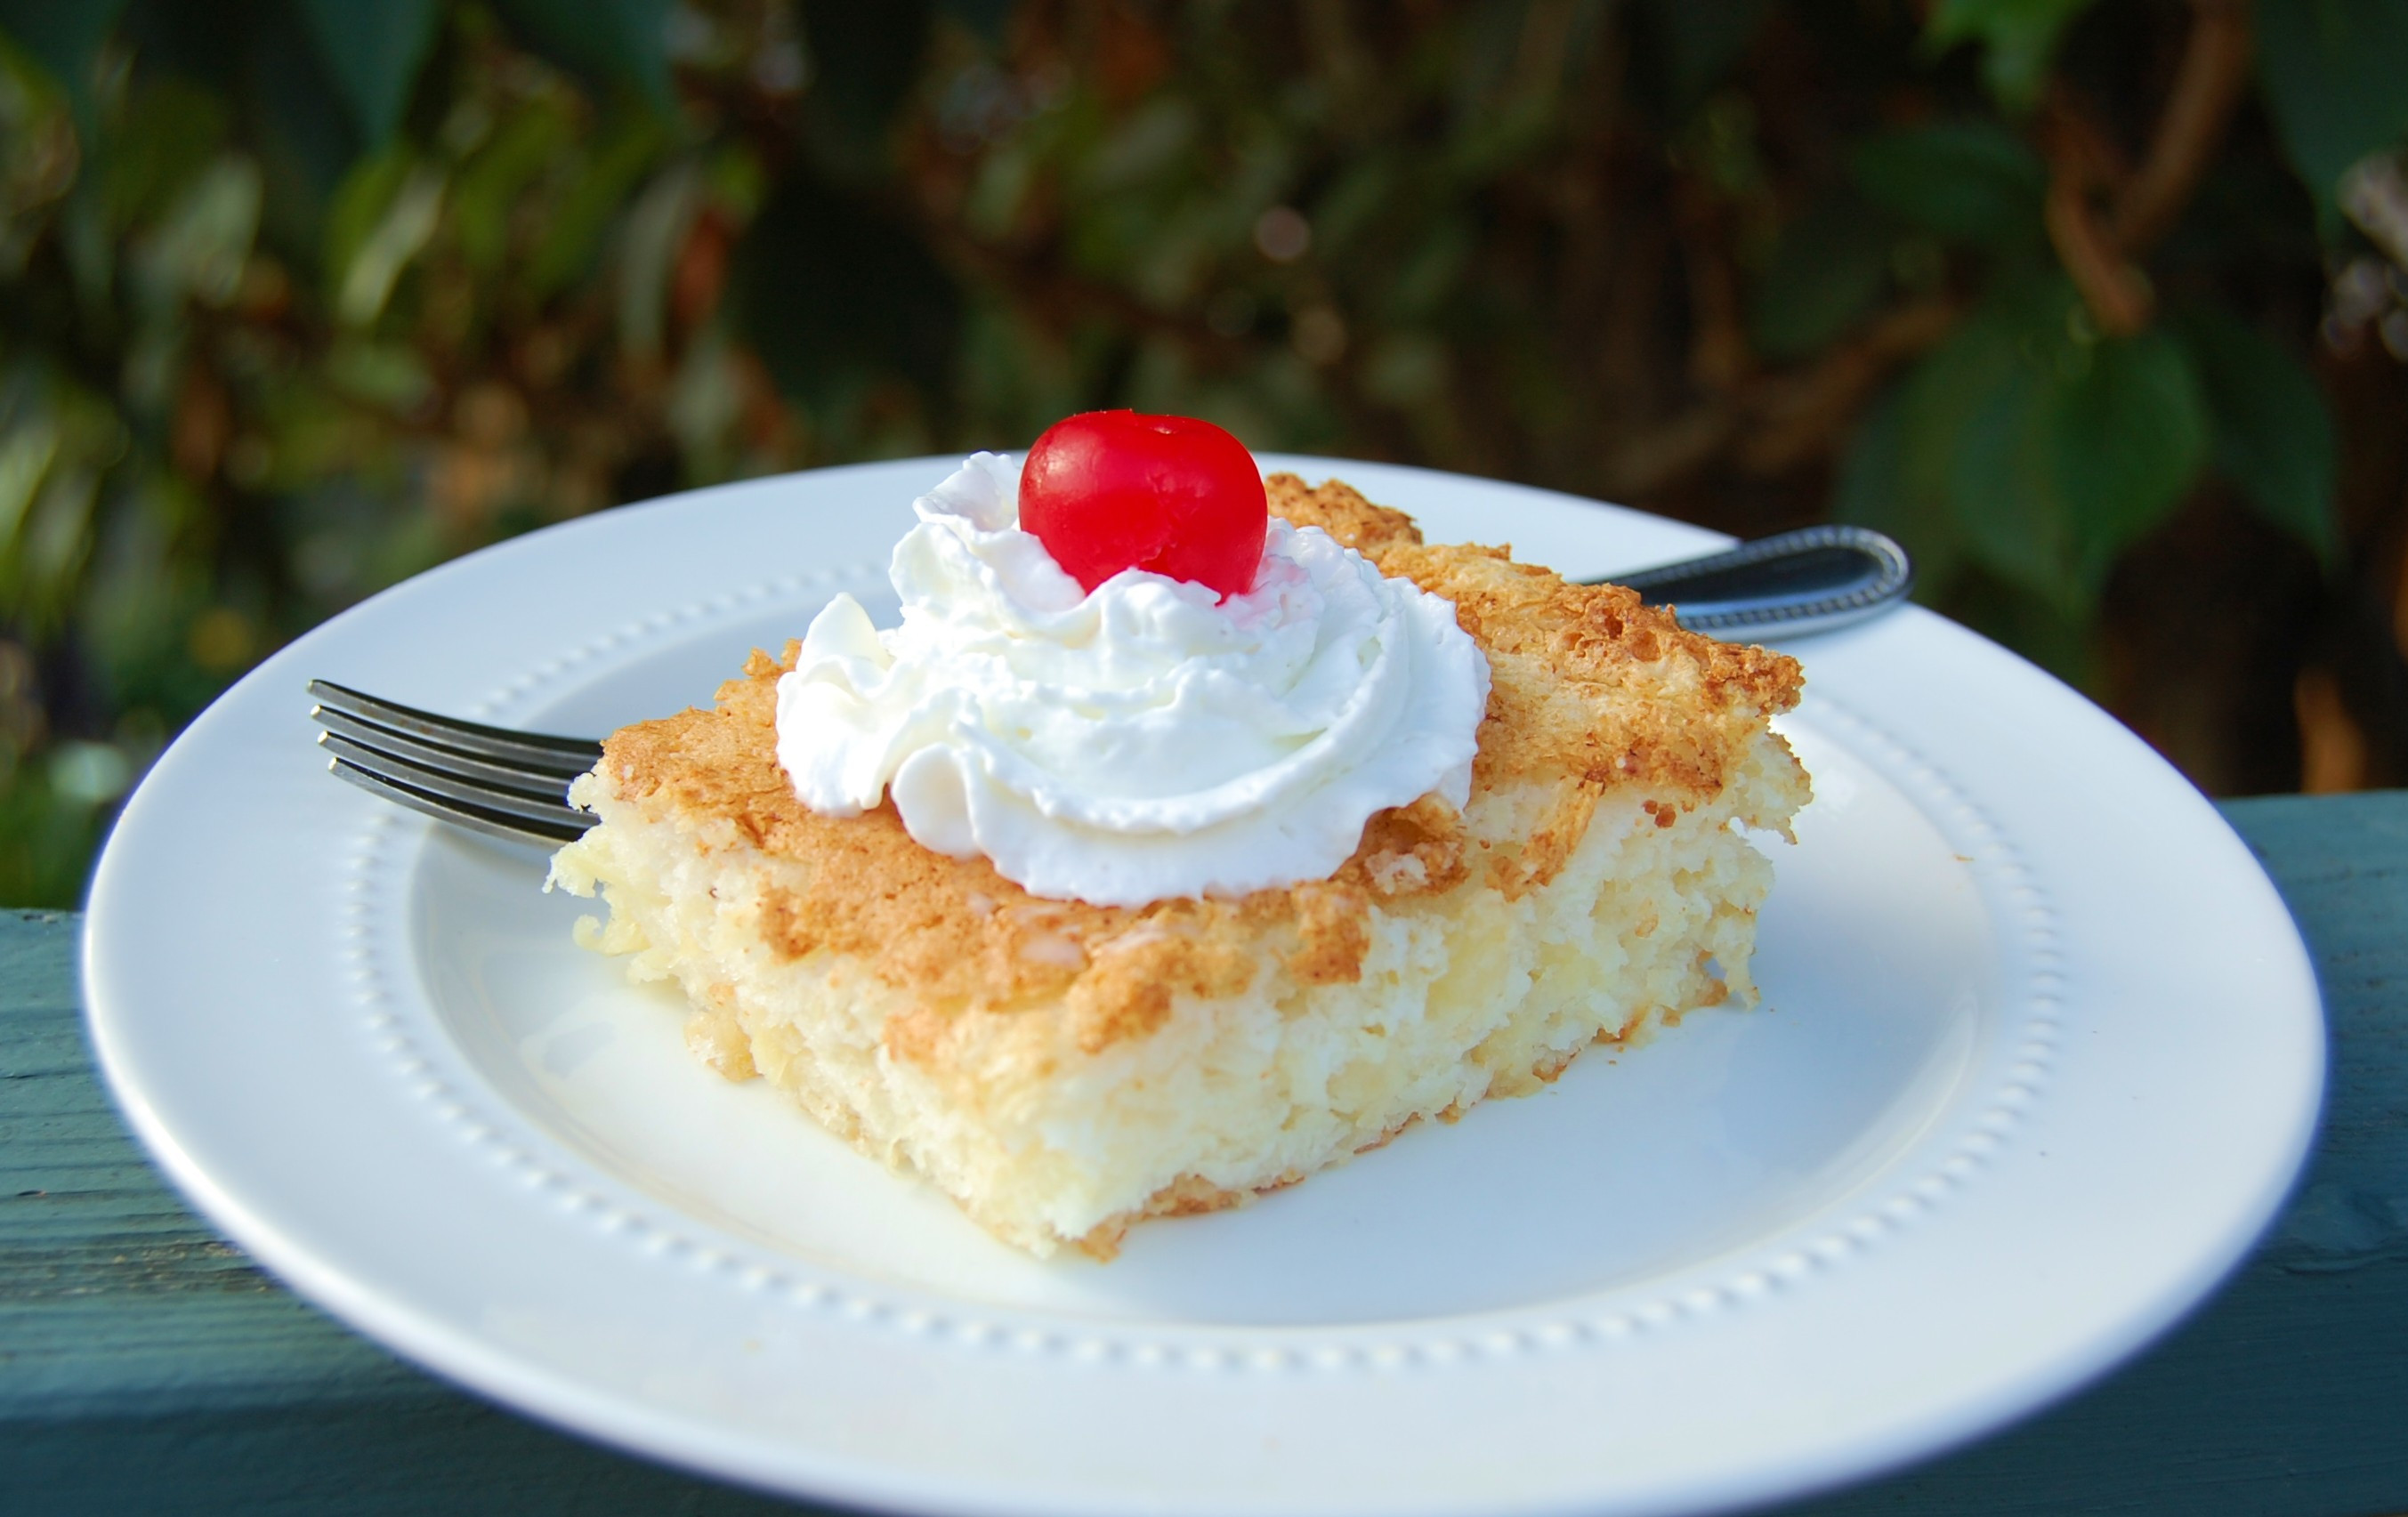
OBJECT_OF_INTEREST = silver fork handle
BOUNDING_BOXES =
[1593,524,1912,638]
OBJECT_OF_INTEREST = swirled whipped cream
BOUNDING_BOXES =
[774,453,1491,907]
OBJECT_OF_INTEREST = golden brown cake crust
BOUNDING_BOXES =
[593,475,1802,1053]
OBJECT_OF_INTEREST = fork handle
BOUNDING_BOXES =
[1592,524,1913,638]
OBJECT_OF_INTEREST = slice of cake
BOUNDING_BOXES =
[547,473,1807,1257]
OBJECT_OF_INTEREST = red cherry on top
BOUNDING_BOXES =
[1020,411,1268,598]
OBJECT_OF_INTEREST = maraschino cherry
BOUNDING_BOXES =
[1020,411,1267,598]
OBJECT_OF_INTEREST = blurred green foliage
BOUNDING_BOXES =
[1,0,2405,905]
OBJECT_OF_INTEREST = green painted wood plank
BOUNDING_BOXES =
[15,1400,819,1516]
[0,909,432,1424]
[3,794,2404,1514]
[0,911,809,1511]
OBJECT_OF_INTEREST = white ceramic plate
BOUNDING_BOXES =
[85,456,2323,1517]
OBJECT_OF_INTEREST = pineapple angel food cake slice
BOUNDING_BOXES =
[547,412,1810,1258]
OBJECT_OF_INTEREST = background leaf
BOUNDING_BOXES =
[292,0,440,147]
[933,0,1013,47]
[1633,0,1772,117]
[449,101,575,274]
[2256,0,2408,208]
[1851,121,2047,246]
[1914,298,2075,605]
[242,4,368,246]
[1749,187,1894,361]
[321,146,415,309]
[2168,297,2342,565]
[489,0,675,109]
[2048,327,2211,586]
[731,170,962,411]
[1923,0,2099,112]
[1884,278,2208,608]
[524,114,666,300]
[0,0,128,128]
[799,0,936,164]
[102,77,229,229]
[1836,384,1963,592]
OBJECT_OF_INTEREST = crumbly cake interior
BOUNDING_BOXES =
[547,475,1810,1257]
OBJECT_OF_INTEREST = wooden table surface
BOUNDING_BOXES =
[5,792,2404,1516]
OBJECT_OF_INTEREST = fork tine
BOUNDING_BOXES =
[307,680,602,778]
[325,757,592,845]
[319,732,594,842]
[314,708,582,797]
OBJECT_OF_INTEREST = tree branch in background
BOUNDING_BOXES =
[1604,404,1735,497]
[2047,155,2153,335]
[1739,299,1961,475]
[2112,0,2256,255]
[2043,95,2153,336]
[2044,0,2256,336]
[1674,180,1754,393]
[1605,297,1960,496]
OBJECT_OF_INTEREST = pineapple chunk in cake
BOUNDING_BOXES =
[546,474,1808,1257]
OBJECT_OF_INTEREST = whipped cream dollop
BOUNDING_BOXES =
[774,453,1491,907]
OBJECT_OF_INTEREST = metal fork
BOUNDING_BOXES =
[310,524,1911,845]
[311,680,600,845]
